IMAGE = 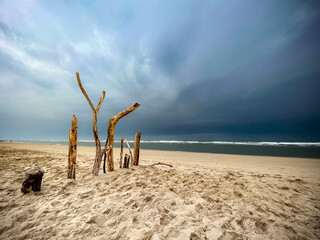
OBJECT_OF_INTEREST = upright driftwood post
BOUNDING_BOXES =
[120,138,123,168]
[123,154,127,168]
[76,72,110,176]
[133,131,141,166]
[68,115,78,179]
[127,155,130,168]
[103,103,141,172]
[123,154,130,168]
[125,139,134,167]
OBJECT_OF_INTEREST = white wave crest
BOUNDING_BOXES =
[11,139,320,147]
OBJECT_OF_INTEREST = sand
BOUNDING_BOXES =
[0,142,319,240]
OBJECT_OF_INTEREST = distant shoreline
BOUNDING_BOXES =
[6,139,320,159]
[4,139,320,146]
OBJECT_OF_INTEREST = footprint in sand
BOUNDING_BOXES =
[233,191,243,198]
[160,213,175,226]
[156,204,169,214]
[255,220,267,234]
[86,215,108,228]
[50,200,61,206]
[144,195,153,202]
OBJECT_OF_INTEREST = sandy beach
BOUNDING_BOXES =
[0,142,319,240]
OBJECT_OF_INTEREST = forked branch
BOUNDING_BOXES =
[76,72,107,175]
[76,72,105,114]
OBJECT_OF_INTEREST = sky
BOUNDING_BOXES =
[0,0,319,141]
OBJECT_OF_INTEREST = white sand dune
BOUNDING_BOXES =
[0,142,319,239]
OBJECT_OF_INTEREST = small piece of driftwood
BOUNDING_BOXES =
[150,162,173,167]
[124,140,134,167]
[21,168,44,194]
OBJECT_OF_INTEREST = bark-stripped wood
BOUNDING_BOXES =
[133,131,141,166]
[103,103,141,172]
[68,115,78,179]
[124,139,134,167]
[76,72,110,176]
[120,137,123,168]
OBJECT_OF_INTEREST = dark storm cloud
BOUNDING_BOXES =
[0,0,319,141]
[134,1,320,140]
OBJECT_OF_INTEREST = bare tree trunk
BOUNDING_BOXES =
[68,115,77,179]
[103,103,141,172]
[134,131,141,166]
[125,139,134,167]
[76,72,109,176]
[92,151,106,176]
[120,137,123,168]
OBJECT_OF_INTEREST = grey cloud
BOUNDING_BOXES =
[0,0,319,141]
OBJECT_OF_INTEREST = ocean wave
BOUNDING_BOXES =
[122,140,320,147]
[11,139,320,147]
[138,140,320,147]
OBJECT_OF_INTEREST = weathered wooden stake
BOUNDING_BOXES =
[124,154,128,168]
[68,115,78,179]
[120,137,123,168]
[125,139,134,167]
[127,155,130,168]
[133,131,141,166]
[103,103,140,172]
[123,154,130,168]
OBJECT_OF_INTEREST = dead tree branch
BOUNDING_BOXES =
[103,103,140,172]
[76,72,109,175]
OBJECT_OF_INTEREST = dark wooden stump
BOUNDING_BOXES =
[21,168,44,194]
[123,154,130,168]
[124,154,127,168]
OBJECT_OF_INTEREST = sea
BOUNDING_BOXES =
[11,139,320,159]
